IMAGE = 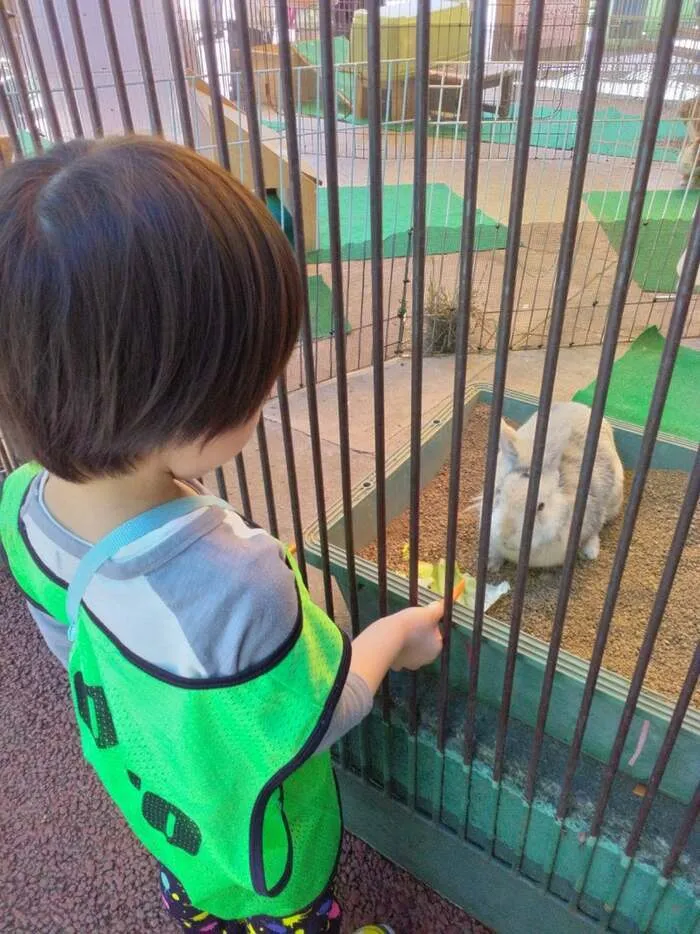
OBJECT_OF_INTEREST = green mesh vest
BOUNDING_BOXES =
[1,462,349,919]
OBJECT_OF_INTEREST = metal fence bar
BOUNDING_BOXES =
[129,0,162,137]
[544,0,683,825]
[602,643,700,920]
[588,447,700,839]
[198,0,254,521]
[662,781,700,879]
[274,0,334,616]
[407,0,430,750]
[19,0,62,142]
[0,78,23,159]
[0,2,43,152]
[234,0,301,547]
[522,0,612,809]
[366,0,391,724]
[66,0,103,138]
[162,0,194,147]
[42,0,82,138]
[437,0,487,759]
[97,0,133,133]
[464,0,546,772]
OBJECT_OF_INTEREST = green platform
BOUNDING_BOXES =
[308,183,507,263]
[584,188,699,293]
[573,326,700,443]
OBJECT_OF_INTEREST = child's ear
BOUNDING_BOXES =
[499,420,519,467]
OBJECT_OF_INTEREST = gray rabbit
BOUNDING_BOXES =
[478,402,624,570]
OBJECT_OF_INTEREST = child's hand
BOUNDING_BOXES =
[389,602,444,672]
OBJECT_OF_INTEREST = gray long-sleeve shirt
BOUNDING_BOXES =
[19,472,371,752]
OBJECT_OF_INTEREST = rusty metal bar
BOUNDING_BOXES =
[464,0,547,770]
[66,0,103,137]
[522,0,613,805]
[162,0,194,147]
[274,0,334,615]
[0,79,23,159]
[198,0,253,522]
[97,0,133,133]
[547,0,683,822]
[366,0,390,706]
[624,644,699,858]
[18,0,62,141]
[437,0,487,755]
[662,781,700,878]
[588,447,700,839]
[234,0,302,560]
[129,0,162,136]
[42,0,82,138]
[0,1,43,151]
[407,0,430,740]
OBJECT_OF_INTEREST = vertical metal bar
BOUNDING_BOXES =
[437,0,487,754]
[318,5,358,632]
[18,0,62,141]
[162,0,194,147]
[97,0,133,133]
[624,644,699,858]
[0,79,23,158]
[522,0,612,804]
[42,0,82,138]
[274,0,334,616]
[552,0,689,814]
[662,781,700,879]
[464,0,547,768]
[66,0,103,137]
[199,0,253,522]
[587,448,700,839]
[234,0,300,555]
[366,0,391,734]
[407,0,430,737]
[0,2,43,151]
[130,0,162,136]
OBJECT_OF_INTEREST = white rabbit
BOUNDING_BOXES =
[479,402,624,571]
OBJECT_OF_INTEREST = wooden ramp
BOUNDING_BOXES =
[191,76,319,247]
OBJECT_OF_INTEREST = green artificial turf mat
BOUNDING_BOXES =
[307,274,351,340]
[308,183,507,263]
[584,189,699,293]
[572,326,700,442]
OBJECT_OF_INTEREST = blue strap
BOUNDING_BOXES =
[66,494,228,640]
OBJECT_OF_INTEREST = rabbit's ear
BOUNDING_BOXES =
[499,420,519,468]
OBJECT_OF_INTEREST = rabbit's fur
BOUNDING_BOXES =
[480,402,624,570]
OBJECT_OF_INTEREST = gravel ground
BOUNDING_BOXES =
[0,566,490,934]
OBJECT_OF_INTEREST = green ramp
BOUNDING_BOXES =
[572,326,700,442]
[584,188,699,293]
[307,274,351,341]
[308,183,507,263]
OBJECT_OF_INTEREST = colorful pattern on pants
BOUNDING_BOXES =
[160,866,342,934]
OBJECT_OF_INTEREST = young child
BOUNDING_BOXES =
[0,137,444,933]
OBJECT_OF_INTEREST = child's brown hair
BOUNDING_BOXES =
[0,136,302,481]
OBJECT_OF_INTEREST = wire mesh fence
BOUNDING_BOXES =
[0,1,698,931]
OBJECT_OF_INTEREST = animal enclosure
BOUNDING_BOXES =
[0,1,698,932]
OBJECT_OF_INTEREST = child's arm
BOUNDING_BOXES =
[349,600,444,695]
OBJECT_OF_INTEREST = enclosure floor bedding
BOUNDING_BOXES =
[359,404,699,704]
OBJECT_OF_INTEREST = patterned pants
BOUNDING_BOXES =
[160,866,342,934]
